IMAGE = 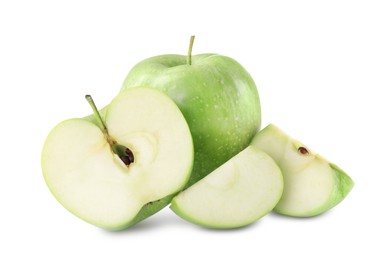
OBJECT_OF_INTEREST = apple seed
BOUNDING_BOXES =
[298,146,309,155]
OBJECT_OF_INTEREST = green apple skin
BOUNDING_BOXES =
[311,163,354,216]
[121,54,261,188]
[42,88,194,230]
[114,193,174,229]
[251,124,354,217]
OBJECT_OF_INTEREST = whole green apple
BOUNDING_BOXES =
[121,37,261,187]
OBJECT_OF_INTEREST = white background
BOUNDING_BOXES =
[1,0,382,259]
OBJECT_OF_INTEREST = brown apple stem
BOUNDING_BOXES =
[187,35,195,65]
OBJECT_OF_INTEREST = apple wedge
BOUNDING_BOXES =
[170,146,283,229]
[251,124,354,217]
[42,88,193,230]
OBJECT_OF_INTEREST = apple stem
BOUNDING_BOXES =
[187,35,195,65]
[85,95,108,134]
[85,95,135,166]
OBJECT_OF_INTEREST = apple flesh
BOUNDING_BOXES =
[251,124,354,217]
[42,88,194,230]
[170,146,283,229]
[121,53,261,188]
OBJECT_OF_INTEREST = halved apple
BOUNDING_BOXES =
[251,124,354,217]
[41,87,194,230]
[170,146,283,229]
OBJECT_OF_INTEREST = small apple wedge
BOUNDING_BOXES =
[251,124,354,217]
[42,88,193,230]
[170,146,283,229]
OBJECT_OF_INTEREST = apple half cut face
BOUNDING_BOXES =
[42,88,194,230]
[251,124,354,217]
[170,146,283,229]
